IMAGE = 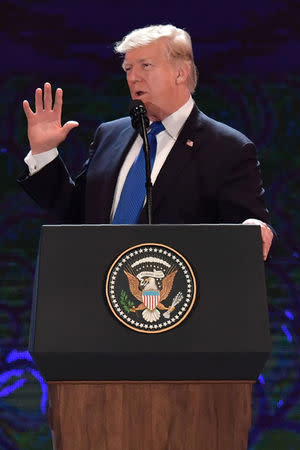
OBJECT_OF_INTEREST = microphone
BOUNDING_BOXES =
[129,99,150,132]
[128,99,152,224]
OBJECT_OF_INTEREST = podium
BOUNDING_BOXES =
[29,225,271,450]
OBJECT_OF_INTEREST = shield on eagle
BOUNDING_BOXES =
[142,290,160,311]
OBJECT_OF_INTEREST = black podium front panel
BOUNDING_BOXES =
[29,225,271,380]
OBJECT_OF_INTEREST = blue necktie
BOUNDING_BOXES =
[113,121,165,224]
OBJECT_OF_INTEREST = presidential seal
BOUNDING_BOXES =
[106,243,196,333]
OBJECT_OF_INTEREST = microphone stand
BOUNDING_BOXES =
[129,100,152,224]
[139,118,152,225]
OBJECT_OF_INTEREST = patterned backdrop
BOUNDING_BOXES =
[0,0,299,448]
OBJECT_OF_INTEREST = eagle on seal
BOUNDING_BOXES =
[124,269,178,322]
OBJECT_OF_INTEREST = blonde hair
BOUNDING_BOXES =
[114,24,198,93]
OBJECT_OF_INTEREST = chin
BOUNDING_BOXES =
[146,103,164,122]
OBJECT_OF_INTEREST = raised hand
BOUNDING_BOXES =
[23,82,79,154]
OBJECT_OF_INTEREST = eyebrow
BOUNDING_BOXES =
[123,58,152,67]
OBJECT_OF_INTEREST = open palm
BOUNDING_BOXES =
[23,82,78,154]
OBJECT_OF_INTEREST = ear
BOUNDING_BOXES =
[175,62,189,85]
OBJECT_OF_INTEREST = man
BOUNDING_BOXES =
[18,24,273,259]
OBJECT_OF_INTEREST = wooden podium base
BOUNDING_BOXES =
[48,381,253,450]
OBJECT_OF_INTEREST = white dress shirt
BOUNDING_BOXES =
[24,96,194,221]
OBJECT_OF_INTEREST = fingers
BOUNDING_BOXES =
[23,100,34,119]
[32,83,60,113]
[62,121,79,138]
[53,87,63,115]
[242,218,273,260]
[35,88,43,113]
[260,225,273,260]
[44,82,53,110]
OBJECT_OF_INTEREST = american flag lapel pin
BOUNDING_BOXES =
[186,139,194,148]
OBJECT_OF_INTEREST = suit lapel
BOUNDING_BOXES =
[86,121,137,223]
[138,105,204,223]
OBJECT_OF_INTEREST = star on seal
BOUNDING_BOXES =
[106,243,196,333]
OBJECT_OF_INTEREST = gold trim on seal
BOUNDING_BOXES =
[105,243,196,334]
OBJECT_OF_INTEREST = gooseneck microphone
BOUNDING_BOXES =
[129,100,152,224]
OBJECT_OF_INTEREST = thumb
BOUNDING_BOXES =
[62,120,79,137]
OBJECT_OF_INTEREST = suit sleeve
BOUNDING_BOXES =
[217,142,270,224]
[17,126,102,223]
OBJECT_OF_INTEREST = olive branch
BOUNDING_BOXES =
[120,290,135,313]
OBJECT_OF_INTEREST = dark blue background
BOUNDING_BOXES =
[0,0,299,448]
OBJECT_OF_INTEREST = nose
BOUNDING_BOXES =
[127,65,142,83]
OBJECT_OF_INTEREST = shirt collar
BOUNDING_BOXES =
[162,96,194,140]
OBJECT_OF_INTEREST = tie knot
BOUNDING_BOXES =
[149,121,165,137]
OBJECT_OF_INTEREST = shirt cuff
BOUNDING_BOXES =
[24,148,59,175]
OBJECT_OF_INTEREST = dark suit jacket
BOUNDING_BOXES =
[18,104,270,226]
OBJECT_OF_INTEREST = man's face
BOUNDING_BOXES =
[123,39,181,121]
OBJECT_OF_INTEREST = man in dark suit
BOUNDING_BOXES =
[19,24,273,259]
